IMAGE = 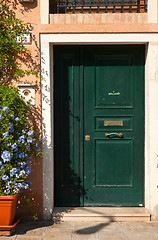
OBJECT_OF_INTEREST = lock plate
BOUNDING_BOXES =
[85,135,90,141]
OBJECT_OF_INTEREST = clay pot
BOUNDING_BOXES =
[0,194,18,226]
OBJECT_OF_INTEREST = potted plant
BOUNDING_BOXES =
[0,86,42,227]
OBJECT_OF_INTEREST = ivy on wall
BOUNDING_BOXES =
[0,0,37,85]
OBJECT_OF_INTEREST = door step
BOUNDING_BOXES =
[53,207,151,222]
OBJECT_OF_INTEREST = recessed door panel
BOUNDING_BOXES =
[95,56,133,108]
[94,139,133,187]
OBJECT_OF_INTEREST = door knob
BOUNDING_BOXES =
[105,132,123,138]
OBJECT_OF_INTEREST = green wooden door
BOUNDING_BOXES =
[84,45,144,206]
[54,45,144,207]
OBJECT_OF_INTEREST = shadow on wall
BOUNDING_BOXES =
[16,104,43,220]
[10,0,38,13]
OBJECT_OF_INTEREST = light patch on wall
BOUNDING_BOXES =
[18,84,36,106]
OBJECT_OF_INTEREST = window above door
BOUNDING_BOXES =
[50,0,147,14]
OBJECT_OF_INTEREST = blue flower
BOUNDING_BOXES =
[19,170,25,177]
[20,162,26,168]
[9,126,14,133]
[27,130,34,136]
[1,150,13,162]
[19,135,25,143]
[2,175,9,181]
[10,168,17,177]
[3,132,9,138]
[15,117,19,121]
[10,115,14,119]
[0,165,5,170]
[26,180,32,185]
[21,182,29,189]
[0,115,2,120]
[27,138,33,143]
[4,189,11,194]
[22,130,26,133]
[12,143,17,150]
[8,122,12,127]
[19,152,25,158]
[26,166,31,175]
[3,106,9,112]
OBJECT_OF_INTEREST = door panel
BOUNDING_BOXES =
[54,46,83,206]
[95,56,133,108]
[84,46,144,206]
[94,139,133,187]
[54,45,144,207]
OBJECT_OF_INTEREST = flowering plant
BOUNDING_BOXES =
[0,86,42,196]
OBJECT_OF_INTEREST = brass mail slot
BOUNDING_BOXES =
[104,120,123,126]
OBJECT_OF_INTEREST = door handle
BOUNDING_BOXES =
[105,132,123,138]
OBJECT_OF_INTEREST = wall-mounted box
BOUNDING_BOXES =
[18,84,36,106]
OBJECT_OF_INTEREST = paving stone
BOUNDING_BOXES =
[43,236,71,240]
[72,233,97,240]
[149,222,158,235]
[99,235,124,240]
[98,222,122,232]
[52,221,74,229]
[73,222,100,236]
[126,235,154,240]
[99,231,124,238]
[125,232,154,240]
[16,228,44,237]
[43,228,72,240]
[122,222,150,232]
[16,237,42,240]
[43,232,72,240]
[0,236,17,240]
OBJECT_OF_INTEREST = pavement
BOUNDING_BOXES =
[2,221,158,240]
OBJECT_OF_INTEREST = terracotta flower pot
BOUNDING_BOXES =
[0,194,18,226]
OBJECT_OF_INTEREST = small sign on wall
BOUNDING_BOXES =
[16,32,32,45]
[18,85,35,106]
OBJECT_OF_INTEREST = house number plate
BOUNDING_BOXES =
[104,120,123,126]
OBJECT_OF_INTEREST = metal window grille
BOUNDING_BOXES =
[50,0,147,14]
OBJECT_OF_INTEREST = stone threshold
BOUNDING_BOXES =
[52,207,151,222]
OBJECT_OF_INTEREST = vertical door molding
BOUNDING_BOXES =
[41,39,54,220]
[40,0,49,24]
[148,0,157,23]
[145,42,158,217]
